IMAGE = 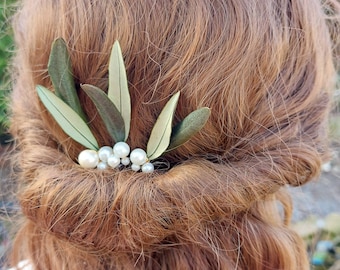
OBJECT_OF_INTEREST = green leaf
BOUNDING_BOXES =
[36,85,99,150]
[108,41,131,141]
[147,92,180,160]
[81,84,125,143]
[48,38,86,120]
[167,107,211,151]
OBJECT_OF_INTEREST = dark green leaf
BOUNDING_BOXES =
[48,38,86,120]
[167,107,211,151]
[81,84,125,143]
[36,85,99,150]
[147,92,180,160]
[108,41,131,140]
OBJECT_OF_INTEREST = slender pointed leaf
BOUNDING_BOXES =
[48,38,86,120]
[147,92,180,160]
[167,107,211,151]
[36,85,99,150]
[81,84,125,143]
[108,41,131,140]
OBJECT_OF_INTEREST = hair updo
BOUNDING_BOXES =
[9,0,338,269]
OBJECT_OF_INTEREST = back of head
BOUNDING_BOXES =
[9,0,338,269]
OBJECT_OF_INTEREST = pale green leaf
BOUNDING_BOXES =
[36,85,99,150]
[48,38,86,120]
[108,41,131,141]
[147,92,180,160]
[81,84,125,143]
[166,107,211,151]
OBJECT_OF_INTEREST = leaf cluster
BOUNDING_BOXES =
[37,38,210,161]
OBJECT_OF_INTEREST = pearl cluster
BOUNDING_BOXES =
[78,142,154,173]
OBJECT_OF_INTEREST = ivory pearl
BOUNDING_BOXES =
[113,142,130,158]
[142,162,154,173]
[108,155,120,168]
[131,164,141,172]
[130,148,147,166]
[121,157,130,166]
[78,149,99,169]
[97,161,108,170]
[98,146,113,162]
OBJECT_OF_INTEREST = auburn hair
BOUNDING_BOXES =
[8,0,339,269]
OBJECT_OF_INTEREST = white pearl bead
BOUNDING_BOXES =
[113,142,130,158]
[142,162,154,173]
[130,148,147,165]
[98,146,113,162]
[78,149,99,169]
[121,157,130,166]
[107,154,120,168]
[97,161,108,170]
[131,164,141,171]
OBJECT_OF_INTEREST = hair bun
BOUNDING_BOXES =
[20,164,176,251]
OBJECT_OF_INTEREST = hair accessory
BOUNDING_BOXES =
[36,38,211,173]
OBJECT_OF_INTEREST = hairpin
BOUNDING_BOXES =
[36,38,210,173]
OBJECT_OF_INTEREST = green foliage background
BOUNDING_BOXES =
[0,1,16,138]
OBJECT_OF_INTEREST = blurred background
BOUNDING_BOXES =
[0,0,13,144]
[0,1,339,269]
[0,1,16,269]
